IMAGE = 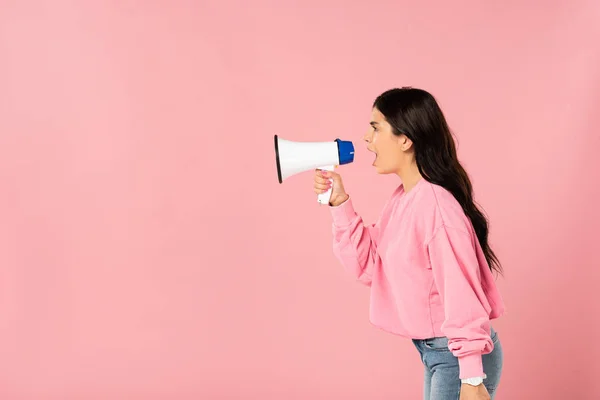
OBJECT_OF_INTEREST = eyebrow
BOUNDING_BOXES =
[370,121,379,127]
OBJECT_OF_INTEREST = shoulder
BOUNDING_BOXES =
[414,179,474,236]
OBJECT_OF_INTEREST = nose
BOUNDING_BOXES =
[363,130,372,143]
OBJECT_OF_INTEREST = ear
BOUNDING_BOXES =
[397,134,413,151]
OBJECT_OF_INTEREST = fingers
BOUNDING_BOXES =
[314,169,343,194]
[314,180,332,194]
[313,169,330,183]
[315,169,339,181]
[314,172,325,183]
[316,169,334,178]
[314,175,330,185]
[314,171,333,194]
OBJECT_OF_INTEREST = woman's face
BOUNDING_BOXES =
[363,107,411,175]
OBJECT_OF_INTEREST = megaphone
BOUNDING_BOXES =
[274,135,355,204]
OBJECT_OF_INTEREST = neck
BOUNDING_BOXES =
[397,162,422,192]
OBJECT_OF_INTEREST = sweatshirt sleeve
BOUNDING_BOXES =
[329,197,380,286]
[426,224,494,379]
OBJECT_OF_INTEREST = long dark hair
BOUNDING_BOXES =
[373,87,503,276]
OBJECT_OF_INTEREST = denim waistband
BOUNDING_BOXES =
[413,326,497,345]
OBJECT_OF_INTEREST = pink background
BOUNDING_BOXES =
[1,1,599,399]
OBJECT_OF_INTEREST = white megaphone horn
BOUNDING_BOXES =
[274,135,355,205]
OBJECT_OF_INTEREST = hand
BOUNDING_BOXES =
[460,383,491,400]
[313,169,349,206]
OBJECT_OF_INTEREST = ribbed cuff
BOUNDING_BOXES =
[329,197,357,227]
[458,354,484,380]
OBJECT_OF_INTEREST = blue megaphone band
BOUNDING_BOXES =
[335,139,354,165]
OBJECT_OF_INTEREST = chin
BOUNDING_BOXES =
[373,159,392,174]
[373,165,387,174]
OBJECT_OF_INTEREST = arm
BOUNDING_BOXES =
[426,224,494,380]
[329,196,380,286]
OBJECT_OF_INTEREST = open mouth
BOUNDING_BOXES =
[368,147,377,165]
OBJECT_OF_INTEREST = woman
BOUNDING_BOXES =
[314,87,505,400]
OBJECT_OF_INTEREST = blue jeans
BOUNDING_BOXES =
[412,328,503,400]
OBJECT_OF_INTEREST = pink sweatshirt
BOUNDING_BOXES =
[329,177,505,379]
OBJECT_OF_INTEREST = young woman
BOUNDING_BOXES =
[314,87,505,400]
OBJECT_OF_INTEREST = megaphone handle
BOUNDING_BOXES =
[317,165,335,205]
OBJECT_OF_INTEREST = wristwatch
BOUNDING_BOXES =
[461,376,485,386]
